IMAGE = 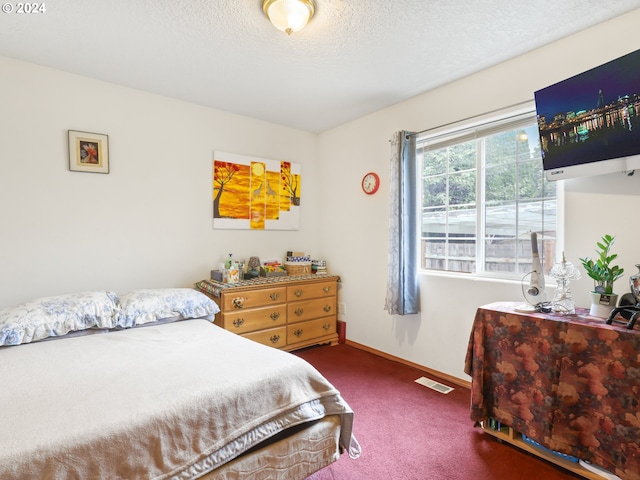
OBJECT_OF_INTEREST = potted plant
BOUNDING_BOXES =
[579,234,625,318]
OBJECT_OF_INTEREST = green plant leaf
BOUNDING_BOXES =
[580,234,623,293]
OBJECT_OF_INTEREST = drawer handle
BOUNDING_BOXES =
[270,292,280,301]
[294,308,304,316]
[269,334,280,344]
[323,323,331,330]
[323,286,331,293]
[270,312,281,321]
[294,289,303,297]
[232,297,245,309]
[233,318,245,328]
[293,329,303,337]
[323,305,332,313]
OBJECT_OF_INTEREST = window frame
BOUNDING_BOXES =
[416,103,562,280]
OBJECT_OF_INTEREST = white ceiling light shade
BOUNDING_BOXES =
[262,0,316,35]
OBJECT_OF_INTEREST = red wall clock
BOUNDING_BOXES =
[361,172,380,195]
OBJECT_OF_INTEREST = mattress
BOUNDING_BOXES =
[0,319,359,479]
[200,415,342,479]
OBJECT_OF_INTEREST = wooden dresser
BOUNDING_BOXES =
[195,275,339,351]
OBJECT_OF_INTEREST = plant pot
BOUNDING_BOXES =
[589,292,619,318]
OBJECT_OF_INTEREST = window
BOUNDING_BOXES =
[417,107,557,278]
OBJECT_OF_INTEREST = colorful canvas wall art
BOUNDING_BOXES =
[212,151,301,230]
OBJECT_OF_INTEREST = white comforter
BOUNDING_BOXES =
[0,319,359,479]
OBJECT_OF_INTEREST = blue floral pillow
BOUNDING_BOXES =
[116,288,219,328]
[0,291,120,346]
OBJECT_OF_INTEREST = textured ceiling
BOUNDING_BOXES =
[1,1,639,132]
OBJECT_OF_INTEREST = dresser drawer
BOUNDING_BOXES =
[221,304,287,334]
[221,286,286,310]
[287,280,336,302]
[287,317,336,345]
[243,326,287,349]
[288,297,335,323]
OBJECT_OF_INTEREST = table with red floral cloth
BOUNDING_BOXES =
[464,301,640,480]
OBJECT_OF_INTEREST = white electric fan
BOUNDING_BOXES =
[515,232,546,313]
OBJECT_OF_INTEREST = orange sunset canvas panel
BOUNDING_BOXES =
[212,152,301,230]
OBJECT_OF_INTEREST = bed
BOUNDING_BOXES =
[0,289,360,479]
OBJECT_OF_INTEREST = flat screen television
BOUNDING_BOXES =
[534,48,640,181]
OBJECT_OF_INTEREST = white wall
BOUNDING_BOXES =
[0,56,320,307]
[2,10,640,383]
[317,9,640,381]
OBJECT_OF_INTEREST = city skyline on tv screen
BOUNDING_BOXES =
[535,48,640,120]
[534,48,640,172]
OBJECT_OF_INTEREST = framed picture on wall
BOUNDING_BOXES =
[212,151,301,231]
[68,130,110,174]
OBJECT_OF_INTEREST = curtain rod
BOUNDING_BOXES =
[405,99,534,139]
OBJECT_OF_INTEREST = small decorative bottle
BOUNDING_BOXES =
[225,253,234,269]
[223,253,240,283]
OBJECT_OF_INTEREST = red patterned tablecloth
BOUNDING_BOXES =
[464,301,640,480]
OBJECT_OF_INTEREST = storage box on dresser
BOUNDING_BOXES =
[196,275,339,351]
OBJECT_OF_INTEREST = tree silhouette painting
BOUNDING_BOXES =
[281,161,301,206]
[212,152,301,230]
[213,161,250,219]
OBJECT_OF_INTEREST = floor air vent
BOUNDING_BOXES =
[414,376,454,394]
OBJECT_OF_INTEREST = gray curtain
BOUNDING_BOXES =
[384,131,419,315]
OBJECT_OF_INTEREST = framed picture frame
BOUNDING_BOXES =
[212,151,301,231]
[68,130,109,174]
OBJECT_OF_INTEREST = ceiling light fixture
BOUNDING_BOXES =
[262,0,315,35]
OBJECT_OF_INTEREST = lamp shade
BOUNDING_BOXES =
[263,0,315,35]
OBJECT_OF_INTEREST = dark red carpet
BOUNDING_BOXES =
[296,344,579,480]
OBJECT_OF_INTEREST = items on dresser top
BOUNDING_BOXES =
[212,252,330,284]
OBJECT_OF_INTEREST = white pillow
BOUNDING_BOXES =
[116,288,219,328]
[0,291,120,346]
